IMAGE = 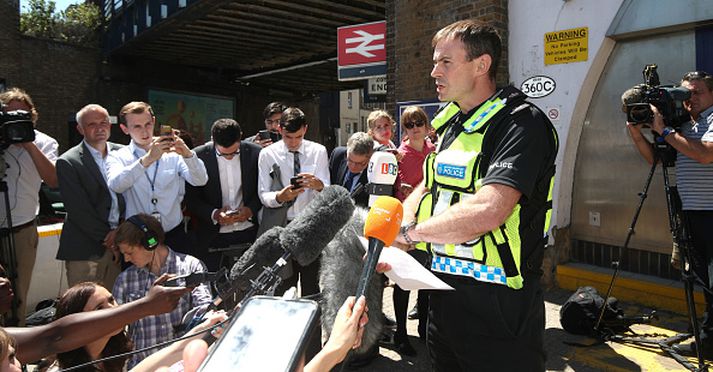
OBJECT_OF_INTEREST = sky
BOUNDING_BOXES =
[20,0,82,13]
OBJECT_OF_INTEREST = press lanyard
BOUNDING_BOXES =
[146,160,160,207]
[135,150,160,209]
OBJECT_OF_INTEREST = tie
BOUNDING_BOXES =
[344,171,359,192]
[290,151,301,175]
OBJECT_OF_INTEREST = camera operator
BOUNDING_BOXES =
[625,71,713,356]
[0,88,58,326]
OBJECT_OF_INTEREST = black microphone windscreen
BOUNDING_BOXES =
[229,226,289,291]
[281,185,355,266]
[319,208,384,356]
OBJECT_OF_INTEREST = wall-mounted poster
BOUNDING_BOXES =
[148,89,235,146]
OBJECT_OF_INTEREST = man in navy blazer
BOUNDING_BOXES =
[57,104,125,288]
[329,132,373,208]
[186,119,262,270]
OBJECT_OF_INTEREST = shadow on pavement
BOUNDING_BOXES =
[545,327,642,372]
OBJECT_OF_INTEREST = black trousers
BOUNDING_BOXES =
[685,210,713,334]
[427,274,545,372]
[202,227,258,271]
[165,224,191,255]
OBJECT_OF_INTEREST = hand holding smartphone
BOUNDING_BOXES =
[290,176,303,190]
[258,129,281,143]
[198,296,319,372]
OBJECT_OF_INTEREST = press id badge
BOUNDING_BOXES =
[151,211,162,224]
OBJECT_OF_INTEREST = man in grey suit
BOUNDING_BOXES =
[56,104,125,288]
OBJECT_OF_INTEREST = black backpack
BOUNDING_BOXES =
[560,286,623,335]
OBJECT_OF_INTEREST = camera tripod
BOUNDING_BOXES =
[594,140,709,371]
[0,157,21,326]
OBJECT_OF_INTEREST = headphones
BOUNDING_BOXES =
[127,215,159,251]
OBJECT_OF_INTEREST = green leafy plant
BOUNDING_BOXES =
[20,0,104,45]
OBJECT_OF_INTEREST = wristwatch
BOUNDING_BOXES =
[400,221,418,245]
[661,126,676,138]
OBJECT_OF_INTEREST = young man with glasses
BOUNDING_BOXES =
[329,132,374,208]
[186,118,262,270]
[627,70,713,357]
[247,101,287,148]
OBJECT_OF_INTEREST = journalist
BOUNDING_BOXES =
[626,71,713,356]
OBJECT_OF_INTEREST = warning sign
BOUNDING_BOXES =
[544,27,588,65]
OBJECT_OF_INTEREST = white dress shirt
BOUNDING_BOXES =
[84,140,120,228]
[0,130,58,228]
[257,139,330,220]
[106,140,208,232]
[214,152,254,233]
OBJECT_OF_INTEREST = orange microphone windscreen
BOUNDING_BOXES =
[363,196,403,245]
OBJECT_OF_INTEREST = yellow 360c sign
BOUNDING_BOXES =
[544,27,588,65]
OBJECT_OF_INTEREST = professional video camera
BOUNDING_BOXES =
[0,104,35,149]
[625,64,691,128]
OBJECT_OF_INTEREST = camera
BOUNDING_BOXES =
[625,64,690,128]
[0,104,35,149]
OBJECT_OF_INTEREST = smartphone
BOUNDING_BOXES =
[224,209,241,216]
[159,125,173,137]
[259,129,281,143]
[198,296,320,372]
[290,176,303,190]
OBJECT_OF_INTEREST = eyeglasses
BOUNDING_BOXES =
[216,148,240,158]
[347,156,369,168]
[684,71,711,80]
[403,120,426,129]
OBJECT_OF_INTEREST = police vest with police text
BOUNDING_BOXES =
[415,87,558,290]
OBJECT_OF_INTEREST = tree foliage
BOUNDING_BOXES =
[20,0,104,45]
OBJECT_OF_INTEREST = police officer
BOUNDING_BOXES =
[394,20,558,371]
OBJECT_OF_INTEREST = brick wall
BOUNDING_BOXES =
[0,0,21,87]
[18,37,101,150]
[386,0,509,112]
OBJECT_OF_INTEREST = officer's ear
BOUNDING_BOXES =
[474,54,492,76]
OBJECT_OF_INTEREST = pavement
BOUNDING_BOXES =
[346,285,713,372]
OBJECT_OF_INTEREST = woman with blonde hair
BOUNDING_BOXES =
[366,110,397,149]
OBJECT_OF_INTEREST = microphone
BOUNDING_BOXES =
[228,185,355,307]
[355,195,403,298]
[366,151,398,206]
[280,185,355,266]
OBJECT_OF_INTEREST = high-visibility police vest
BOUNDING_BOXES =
[415,87,558,290]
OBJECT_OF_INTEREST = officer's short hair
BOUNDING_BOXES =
[432,19,501,80]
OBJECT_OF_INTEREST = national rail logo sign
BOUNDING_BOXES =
[338,21,387,81]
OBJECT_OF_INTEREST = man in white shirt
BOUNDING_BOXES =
[106,101,208,255]
[186,118,262,270]
[0,88,58,325]
[257,107,329,297]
